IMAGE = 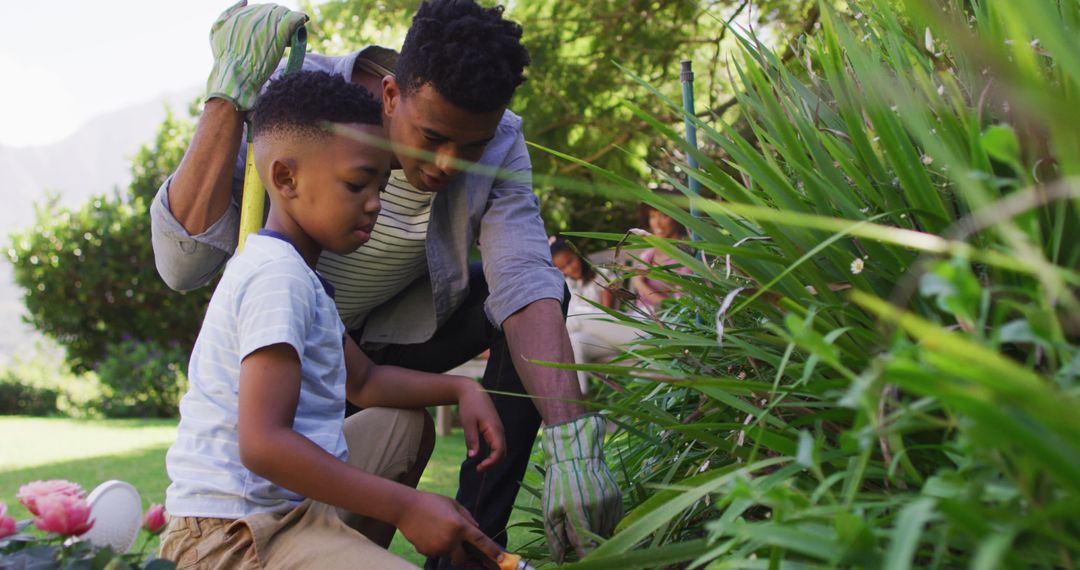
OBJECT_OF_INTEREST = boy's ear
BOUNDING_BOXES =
[270,158,300,199]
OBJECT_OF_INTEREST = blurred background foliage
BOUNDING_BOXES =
[6,108,206,417]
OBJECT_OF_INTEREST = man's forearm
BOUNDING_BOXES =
[502,298,587,424]
[168,98,245,235]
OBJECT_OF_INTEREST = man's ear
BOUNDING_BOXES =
[383,76,399,116]
[270,158,300,199]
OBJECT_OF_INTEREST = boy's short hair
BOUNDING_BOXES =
[251,70,382,140]
[396,0,530,113]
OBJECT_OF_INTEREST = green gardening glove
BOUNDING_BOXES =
[541,413,624,562]
[206,0,309,111]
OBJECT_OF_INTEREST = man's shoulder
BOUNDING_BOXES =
[498,109,523,135]
[301,47,399,81]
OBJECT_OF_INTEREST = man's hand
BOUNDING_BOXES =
[396,490,505,566]
[541,413,623,562]
[455,377,505,472]
[206,0,309,111]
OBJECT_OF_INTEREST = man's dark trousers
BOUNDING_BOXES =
[350,263,568,570]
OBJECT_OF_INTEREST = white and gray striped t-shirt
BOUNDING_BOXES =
[165,232,348,518]
[318,171,434,330]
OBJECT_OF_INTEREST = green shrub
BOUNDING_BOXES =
[7,109,211,374]
[525,0,1080,567]
[0,373,58,416]
[94,339,188,419]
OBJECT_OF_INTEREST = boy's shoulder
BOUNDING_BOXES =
[223,235,320,295]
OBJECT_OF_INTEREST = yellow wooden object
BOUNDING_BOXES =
[237,142,265,252]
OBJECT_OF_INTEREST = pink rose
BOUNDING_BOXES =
[142,503,167,534]
[16,480,86,516]
[33,494,94,536]
[0,502,16,539]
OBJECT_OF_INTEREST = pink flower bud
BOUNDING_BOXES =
[142,503,167,534]
[16,480,86,516]
[33,494,94,537]
[0,503,16,539]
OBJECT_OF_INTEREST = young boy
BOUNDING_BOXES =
[161,70,507,569]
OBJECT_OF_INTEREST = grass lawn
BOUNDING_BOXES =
[0,416,543,566]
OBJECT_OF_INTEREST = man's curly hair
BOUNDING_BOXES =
[251,70,382,139]
[396,0,530,113]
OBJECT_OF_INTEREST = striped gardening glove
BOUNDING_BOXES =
[206,1,308,111]
[541,413,623,562]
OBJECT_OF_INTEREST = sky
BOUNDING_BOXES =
[0,0,303,148]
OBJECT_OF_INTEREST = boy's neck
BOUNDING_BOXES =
[264,211,322,269]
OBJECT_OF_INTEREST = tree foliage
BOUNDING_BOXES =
[7,108,209,374]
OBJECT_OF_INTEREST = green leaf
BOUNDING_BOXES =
[980,124,1022,166]
[884,497,936,570]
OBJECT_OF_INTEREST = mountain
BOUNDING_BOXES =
[0,87,200,363]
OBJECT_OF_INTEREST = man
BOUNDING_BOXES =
[149,0,621,566]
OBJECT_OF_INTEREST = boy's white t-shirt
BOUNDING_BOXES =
[165,231,348,518]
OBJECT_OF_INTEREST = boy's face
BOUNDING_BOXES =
[382,78,505,192]
[291,124,392,255]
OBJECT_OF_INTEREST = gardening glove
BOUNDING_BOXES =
[206,0,309,111]
[541,413,623,562]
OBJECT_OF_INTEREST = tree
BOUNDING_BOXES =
[7,107,211,373]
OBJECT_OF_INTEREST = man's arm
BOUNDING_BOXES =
[238,343,505,564]
[502,299,586,424]
[168,99,245,235]
[475,129,580,421]
[151,2,309,290]
[475,126,624,562]
[149,101,244,291]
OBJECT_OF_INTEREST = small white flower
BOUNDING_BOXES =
[1030,38,1040,48]
[937,84,945,96]
[805,285,818,295]
[851,258,865,274]
[1004,39,1015,46]
[921,154,934,165]
[924,28,934,53]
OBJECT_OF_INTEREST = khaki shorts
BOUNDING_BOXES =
[160,408,427,570]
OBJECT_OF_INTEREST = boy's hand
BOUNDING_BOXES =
[206,0,308,111]
[396,491,504,565]
[455,377,505,471]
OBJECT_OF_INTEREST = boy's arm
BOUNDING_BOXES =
[344,337,505,472]
[238,343,504,563]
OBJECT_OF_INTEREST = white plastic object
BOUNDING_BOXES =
[83,480,143,553]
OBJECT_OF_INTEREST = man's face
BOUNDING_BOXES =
[382,78,505,192]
